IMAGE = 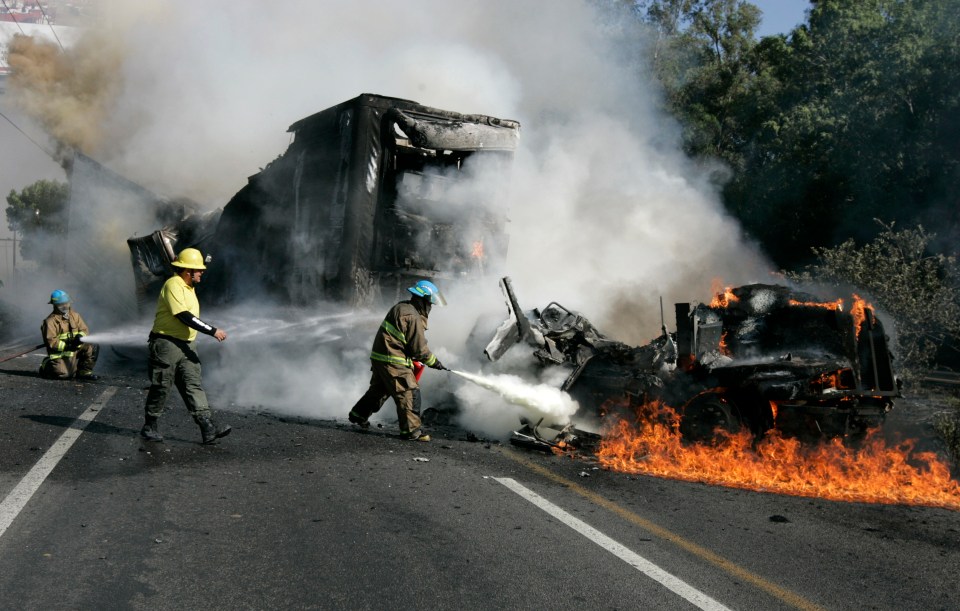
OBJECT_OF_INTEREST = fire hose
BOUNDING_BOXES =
[0,343,44,364]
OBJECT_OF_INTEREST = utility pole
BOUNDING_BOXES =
[0,237,16,285]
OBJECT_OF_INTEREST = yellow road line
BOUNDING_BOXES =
[502,449,826,611]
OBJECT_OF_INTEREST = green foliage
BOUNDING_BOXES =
[734,1,960,266]
[932,397,960,470]
[628,0,960,269]
[785,222,960,379]
[637,0,762,167]
[5,179,69,265]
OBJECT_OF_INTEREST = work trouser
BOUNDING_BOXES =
[350,361,422,435]
[39,343,99,380]
[144,335,211,420]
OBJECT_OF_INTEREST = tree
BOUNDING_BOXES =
[636,0,762,167]
[5,179,70,266]
[725,0,960,267]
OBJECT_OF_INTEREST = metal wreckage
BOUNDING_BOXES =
[483,277,901,452]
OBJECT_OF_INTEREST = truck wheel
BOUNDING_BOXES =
[679,392,741,442]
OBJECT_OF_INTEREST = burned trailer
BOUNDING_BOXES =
[201,93,520,307]
[485,278,901,443]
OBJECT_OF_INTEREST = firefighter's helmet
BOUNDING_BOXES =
[49,289,71,305]
[171,248,207,270]
[407,279,447,306]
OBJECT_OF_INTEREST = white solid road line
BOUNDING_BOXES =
[0,386,118,539]
[494,477,733,611]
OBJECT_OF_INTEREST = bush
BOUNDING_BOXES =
[785,221,960,382]
[932,397,960,471]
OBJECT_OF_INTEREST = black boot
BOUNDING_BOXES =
[197,416,232,445]
[140,415,164,442]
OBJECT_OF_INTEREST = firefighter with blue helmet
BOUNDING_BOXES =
[40,290,99,381]
[348,279,447,441]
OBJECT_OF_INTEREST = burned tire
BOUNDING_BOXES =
[679,392,742,442]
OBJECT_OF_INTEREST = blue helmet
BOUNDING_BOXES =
[49,289,71,305]
[407,280,447,306]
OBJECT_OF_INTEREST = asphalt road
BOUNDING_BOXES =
[1,343,959,611]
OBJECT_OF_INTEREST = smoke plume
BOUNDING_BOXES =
[6,30,123,157]
[4,0,775,438]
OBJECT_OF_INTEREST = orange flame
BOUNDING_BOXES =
[718,331,732,356]
[471,240,485,259]
[710,286,739,308]
[597,402,960,511]
[850,294,872,337]
[789,298,843,311]
[810,369,855,391]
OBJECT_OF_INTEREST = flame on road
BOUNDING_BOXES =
[597,402,960,511]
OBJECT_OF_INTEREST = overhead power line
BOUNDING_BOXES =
[0,0,27,36]
[0,2,65,162]
[34,1,64,52]
[1,1,64,51]
[0,108,56,160]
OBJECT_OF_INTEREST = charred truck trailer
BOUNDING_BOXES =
[486,279,901,442]
[128,94,521,308]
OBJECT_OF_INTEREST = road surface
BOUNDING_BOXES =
[1,342,958,610]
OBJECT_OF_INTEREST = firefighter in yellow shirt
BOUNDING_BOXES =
[140,248,232,445]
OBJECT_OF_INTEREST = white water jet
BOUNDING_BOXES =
[450,369,579,425]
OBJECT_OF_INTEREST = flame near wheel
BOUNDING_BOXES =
[679,391,743,442]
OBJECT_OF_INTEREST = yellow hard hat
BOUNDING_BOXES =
[171,248,207,270]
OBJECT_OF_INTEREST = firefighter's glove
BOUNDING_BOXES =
[65,337,82,351]
[430,359,447,371]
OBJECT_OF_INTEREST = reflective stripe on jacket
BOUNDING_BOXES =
[369,300,437,368]
[41,309,89,360]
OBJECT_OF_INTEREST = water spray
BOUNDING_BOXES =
[79,310,377,347]
[79,327,148,346]
[446,368,579,425]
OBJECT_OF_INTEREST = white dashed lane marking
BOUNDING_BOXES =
[0,386,118,539]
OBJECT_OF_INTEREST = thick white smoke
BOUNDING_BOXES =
[4,0,774,438]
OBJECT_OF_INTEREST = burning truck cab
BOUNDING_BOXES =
[671,283,900,440]
[127,94,521,309]
[485,279,901,444]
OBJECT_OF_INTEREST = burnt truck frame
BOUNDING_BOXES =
[485,278,901,443]
[127,94,521,308]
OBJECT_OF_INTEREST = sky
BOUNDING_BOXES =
[752,0,811,38]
